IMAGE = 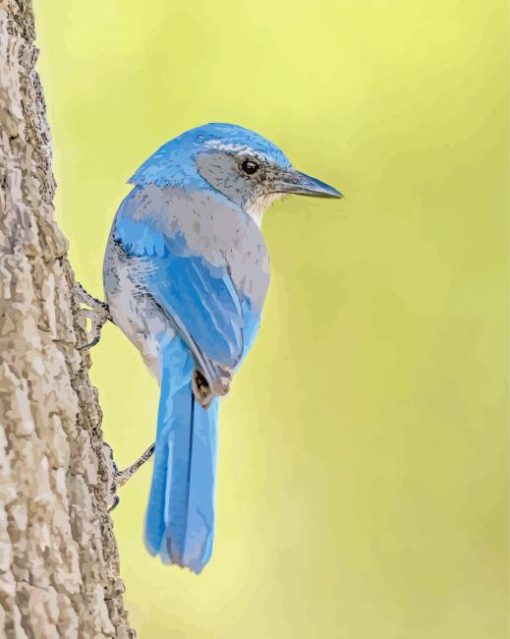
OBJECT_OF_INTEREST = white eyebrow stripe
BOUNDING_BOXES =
[203,140,257,155]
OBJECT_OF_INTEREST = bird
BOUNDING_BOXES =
[102,122,341,573]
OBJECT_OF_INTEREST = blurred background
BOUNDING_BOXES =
[34,1,507,637]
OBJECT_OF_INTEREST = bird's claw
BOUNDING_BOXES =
[102,441,156,512]
[74,282,111,350]
[102,442,121,512]
[108,496,121,513]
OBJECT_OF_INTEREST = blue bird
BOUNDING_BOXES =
[103,123,341,573]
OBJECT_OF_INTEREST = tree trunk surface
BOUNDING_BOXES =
[0,1,134,637]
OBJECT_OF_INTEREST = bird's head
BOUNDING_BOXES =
[129,123,342,226]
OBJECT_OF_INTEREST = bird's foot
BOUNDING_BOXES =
[102,441,155,512]
[74,282,112,350]
[192,369,213,408]
[215,366,232,396]
[192,367,232,408]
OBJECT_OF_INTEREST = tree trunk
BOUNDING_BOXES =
[0,2,134,637]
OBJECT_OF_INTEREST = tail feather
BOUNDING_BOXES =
[145,338,218,573]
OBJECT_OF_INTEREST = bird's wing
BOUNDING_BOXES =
[113,214,251,384]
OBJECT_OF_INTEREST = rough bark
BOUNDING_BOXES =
[0,1,134,637]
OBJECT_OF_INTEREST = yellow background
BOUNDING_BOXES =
[35,1,507,637]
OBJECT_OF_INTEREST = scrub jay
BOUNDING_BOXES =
[98,123,341,572]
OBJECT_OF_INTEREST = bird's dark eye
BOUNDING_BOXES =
[240,159,260,175]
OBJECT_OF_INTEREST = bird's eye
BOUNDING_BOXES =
[240,159,260,175]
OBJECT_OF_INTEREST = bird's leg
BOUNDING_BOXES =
[102,442,156,512]
[74,282,112,350]
[115,443,156,487]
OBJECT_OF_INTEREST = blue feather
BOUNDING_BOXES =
[145,337,218,573]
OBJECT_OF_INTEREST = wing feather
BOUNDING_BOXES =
[113,215,247,378]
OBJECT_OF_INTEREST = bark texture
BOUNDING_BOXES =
[0,1,134,637]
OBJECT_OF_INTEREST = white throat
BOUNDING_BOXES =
[245,193,283,228]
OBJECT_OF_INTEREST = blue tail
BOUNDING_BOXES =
[145,338,218,573]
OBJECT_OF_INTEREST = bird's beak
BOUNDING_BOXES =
[274,170,343,199]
